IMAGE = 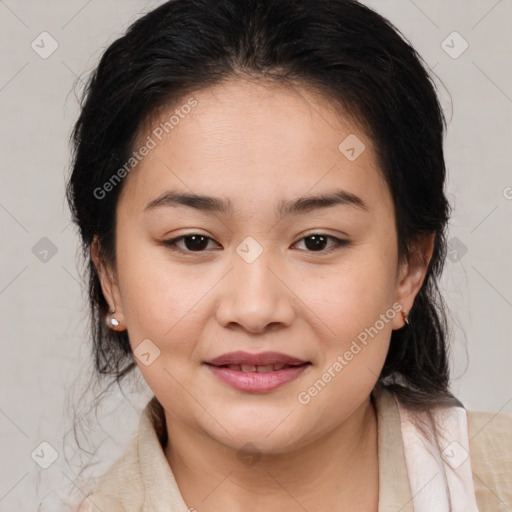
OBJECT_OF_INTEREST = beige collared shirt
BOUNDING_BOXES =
[79,387,512,511]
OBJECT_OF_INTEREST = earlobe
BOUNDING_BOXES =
[91,237,127,331]
[400,310,410,326]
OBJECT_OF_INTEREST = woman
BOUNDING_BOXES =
[67,0,511,510]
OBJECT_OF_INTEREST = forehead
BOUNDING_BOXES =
[119,78,391,218]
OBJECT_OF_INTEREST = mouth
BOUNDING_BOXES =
[206,362,307,373]
[205,350,309,367]
[204,351,311,393]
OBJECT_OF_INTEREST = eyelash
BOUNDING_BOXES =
[161,233,350,255]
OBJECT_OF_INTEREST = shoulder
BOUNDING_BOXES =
[75,397,167,512]
[77,434,145,512]
[467,408,512,511]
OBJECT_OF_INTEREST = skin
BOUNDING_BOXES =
[93,78,434,511]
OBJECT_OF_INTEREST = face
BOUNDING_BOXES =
[94,78,429,454]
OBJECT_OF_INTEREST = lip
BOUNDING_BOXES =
[205,351,308,366]
[205,364,310,392]
[204,351,311,393]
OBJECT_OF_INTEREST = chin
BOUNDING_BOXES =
[223,433,302,457]
[206,414,311,455]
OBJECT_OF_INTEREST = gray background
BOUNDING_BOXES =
[1,0,511,510]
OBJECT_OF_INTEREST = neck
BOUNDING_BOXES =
[164,395,379,512]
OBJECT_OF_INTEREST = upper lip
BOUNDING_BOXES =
[205,351,308,367]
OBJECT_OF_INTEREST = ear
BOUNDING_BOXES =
[392,232,435,330]
[91,236,126,331]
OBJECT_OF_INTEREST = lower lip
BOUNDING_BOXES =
[205,364,310,393]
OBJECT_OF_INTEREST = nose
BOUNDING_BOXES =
[215,249,296,335]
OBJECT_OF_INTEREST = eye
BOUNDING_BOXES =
[292,234,349,253]
[162,233,350,254]
[162,234,221,252]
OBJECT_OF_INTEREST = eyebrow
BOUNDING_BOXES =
[144,188,370,216]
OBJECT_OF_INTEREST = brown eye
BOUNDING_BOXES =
[293,234,349,253]
[182,235,209,251]
[304,235,328,251]
[163,234,221,252]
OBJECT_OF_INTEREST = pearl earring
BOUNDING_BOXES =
[108,310,120,328]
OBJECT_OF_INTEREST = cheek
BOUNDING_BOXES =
[299,244,398,334]
[114,235,198,347]
[294,259,395,429]
[294,246,397,407]
[115,242,209,409]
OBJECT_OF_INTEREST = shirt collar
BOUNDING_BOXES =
[373,384,414,511]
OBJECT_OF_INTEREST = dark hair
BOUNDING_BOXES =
[66,0,461,410]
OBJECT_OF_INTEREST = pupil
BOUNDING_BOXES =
[305,235,327,251]
[185,235,208,251]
